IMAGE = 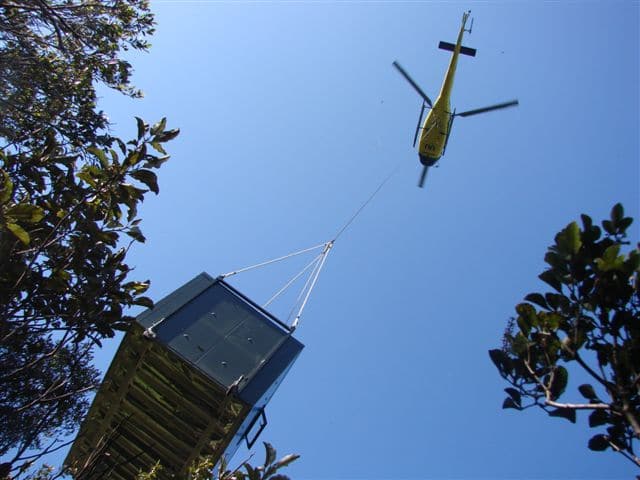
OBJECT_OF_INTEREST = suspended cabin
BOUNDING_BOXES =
[64,272,304,479]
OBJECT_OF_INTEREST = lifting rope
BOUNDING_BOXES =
[220,242,328,279]
[289,240,333,330]
[332,162,401,242]
[263,252,323,309]
[221,161,402,330]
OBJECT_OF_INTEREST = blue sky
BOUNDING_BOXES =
[80,1,640,479]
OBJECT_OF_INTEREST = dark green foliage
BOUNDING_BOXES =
[0,1,180,477]
[490,204,640,467]
[1,335,95,454]
[0,0,154,150]
[0,124,178,468]
[0,130,179,478]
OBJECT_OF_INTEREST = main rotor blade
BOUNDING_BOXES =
[393,61,433,108]
[455,100,519,117]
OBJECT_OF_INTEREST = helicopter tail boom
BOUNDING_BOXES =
[438,41,476,57]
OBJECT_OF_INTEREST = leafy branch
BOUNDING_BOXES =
[490,203,640,467]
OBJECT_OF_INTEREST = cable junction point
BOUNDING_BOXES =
[221,160,402,329]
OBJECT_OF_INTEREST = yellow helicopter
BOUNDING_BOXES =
[393,11,519,187]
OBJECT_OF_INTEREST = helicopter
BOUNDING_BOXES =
[393,11,519,187]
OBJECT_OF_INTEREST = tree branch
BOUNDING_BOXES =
[574,351,614,391]
[545,399,610,410]
[621,396,640,438]
[607,437,640,468]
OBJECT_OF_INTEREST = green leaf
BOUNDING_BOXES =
[549,366,568,400]
[544,251,568,272]
[502,397,521,410]
[511,332,530,356]
[5,204,44,223]
[602,219,615,235]
[580,213,593,232]
[88,146,109,168]
[150,141,166,155]
[126,226,146,243]
[143,155,170,169]
[135,116,147,140]
[128,281,150,294]
[581,214,602,243]
[578,384,598,401]
[133,296,154,309]
[544,293,569,311]
[525,293,548,310]
[97,230,118,247]
[115,138,127,155]
[618,216,633,232]
[489,349,512,377]
[539,311,562,330]
[565,221,582,255]
[516,303,537,321]
[77,167,99,187]
[589,409,609,428]
[517,316,531,337]
[504,388,521,406]
[243,464,260,480]
[130,169,159,194]
[603,244,620,262]
[124,150,141,167]
[548,407,576,423]
[264,442,277,469]
[154,128,180,143]
[516,303,538,335]
[0,170,13,203]
[554,222,579,255]
[109,148,119,165]
[611,203,624,223]
[6,222,30,245]
[595,244,624,272]
[539,270,562,293]
[588,434,610,451]
[151,117,167,136]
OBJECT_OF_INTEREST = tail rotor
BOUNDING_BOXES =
[418,166,429,188]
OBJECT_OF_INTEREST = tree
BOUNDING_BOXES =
[1,4,300,479]
[0,122,178,475]
[0,1,179,476]
[19,442,300,480]
[490,203,640,468]
[0,0,154,150]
